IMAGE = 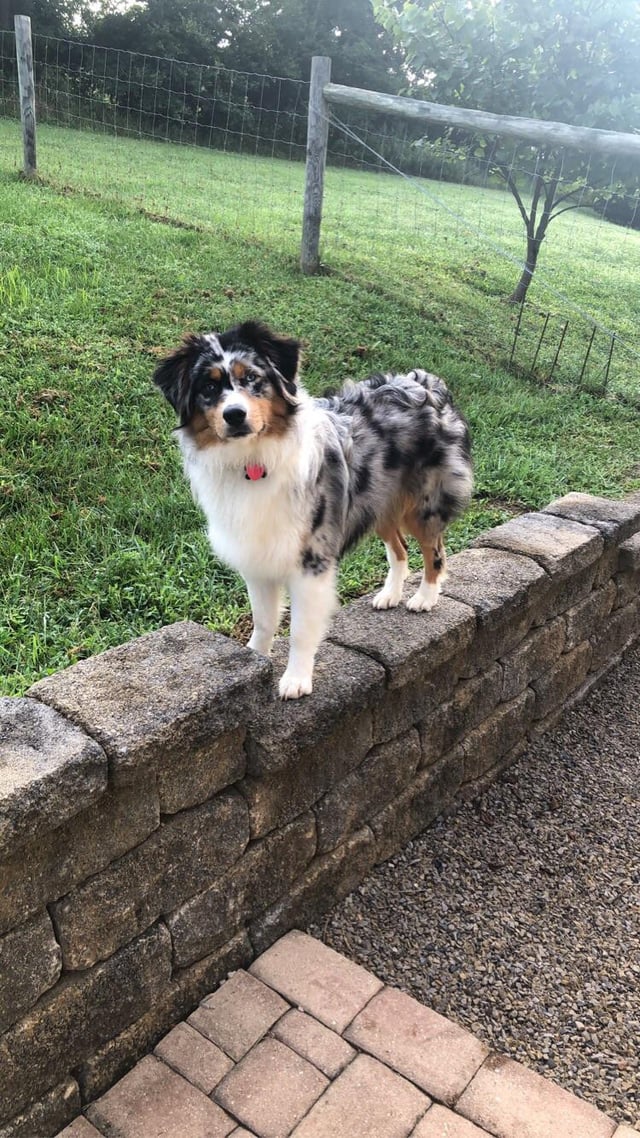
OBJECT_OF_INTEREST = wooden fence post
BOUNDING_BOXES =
[14,14,37,177]
[301,56,331,275]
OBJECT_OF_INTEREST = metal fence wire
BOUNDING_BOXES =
[2,27,640,399]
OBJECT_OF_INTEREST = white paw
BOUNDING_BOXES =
[406,584,440,612]
[372,588,402,610]
[278,671,313,700]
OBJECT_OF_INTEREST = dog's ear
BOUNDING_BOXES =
[153,334,207,424]
[236,320,301,399]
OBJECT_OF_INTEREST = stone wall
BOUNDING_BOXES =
[1,492,640,1137]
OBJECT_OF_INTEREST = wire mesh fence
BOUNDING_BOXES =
[1,28,310,159]
[317,101,640,400]
[2,26,639,399]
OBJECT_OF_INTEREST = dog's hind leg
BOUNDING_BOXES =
[372,525,410,610]
[246,579,284,656]
[405,514,447,612]
[279,565,337,699]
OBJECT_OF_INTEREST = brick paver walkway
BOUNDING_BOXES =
[56,930,633,1138]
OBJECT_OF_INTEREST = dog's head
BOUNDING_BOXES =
[153,320,301,444]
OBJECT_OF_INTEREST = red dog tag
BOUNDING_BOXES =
[245,463,266,481]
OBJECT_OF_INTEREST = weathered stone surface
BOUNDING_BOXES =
[372,659,459,746]
[460,739,528,801]
[0,923,172,1125]
[214,1037,328,1138]
[444,548,548,624]
[412,1104,489,1137]
[246,640,384,777]
[29,622,271,784]
[419,663,503,767]
[0,1078,80,1138]
[314,730,421,853]
[615,567,640,610]
[501,619,566,700]
[346,986,488,1105]
[0,912,62,1033]
[250,829,377,956]
[155,1022,233,1094]
[618,530,640,571]
[240,641,384,838]
[329,590,476,689]
[543,491,640,545]
[76,932,252,1104]
[0,698,106,858]
[590,600,640,673]
[442,548,549,673]
[461,691,535,783]
[370,752,463,863]
[291,1053,428,1138]
[474,511,603,578]
[190,970,289,1062]
[614,533,640,609]
[168,813,317,968]
[52,791,249,970]
[157,726,246,814]
[457,1053,616,1138]
[564,582,616,653]
[531,642,593,721]
[546,560,599,618]
[592,545,620,588]
[417,701,451,769]
[250,930,383,1034]
[87,1055,235,1138]
[272,1009,355,1079]
[55,1119,101,1138]
[0,783,159,936]
[449,664,504,742]
[241,712,372,840]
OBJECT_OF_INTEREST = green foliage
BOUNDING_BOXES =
[373,0,640,129]
[86,0,403,92]
[372,0,640,298]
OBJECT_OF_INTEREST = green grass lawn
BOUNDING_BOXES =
[2,119,640,695]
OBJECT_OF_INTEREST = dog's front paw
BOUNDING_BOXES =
[406,583,440,612]
[372,588,402,610]
[278,671,313,700]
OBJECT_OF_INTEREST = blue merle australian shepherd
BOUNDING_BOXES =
[154,320,473,699]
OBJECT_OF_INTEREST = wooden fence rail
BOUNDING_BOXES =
[300,57,640,275]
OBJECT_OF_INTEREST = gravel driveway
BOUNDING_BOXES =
[310,641,640,1127]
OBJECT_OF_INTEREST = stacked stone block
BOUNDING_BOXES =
[1,493,639,1136]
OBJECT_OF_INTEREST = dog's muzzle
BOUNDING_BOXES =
[223,404,251,437]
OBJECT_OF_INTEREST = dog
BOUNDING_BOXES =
[154,320,473,699]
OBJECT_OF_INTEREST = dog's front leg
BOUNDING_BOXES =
[246,579,283,657]
[279,565,337,699]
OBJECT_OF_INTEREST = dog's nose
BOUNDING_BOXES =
[223,405,248,428]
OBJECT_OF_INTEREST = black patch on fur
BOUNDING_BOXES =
[354,465,371,495]
[311,496,326,533]
[324,447,342,468]
[301,548,330,575]
[153,333,211,425]
[384,438,403,470]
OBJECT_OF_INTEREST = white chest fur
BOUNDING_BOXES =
[178,412,322,583]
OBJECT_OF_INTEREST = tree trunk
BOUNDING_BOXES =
[508,234,540,305]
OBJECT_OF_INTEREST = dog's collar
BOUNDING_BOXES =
[244,462,267,481]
